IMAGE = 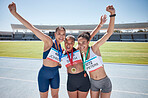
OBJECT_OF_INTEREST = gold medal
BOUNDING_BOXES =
[71,67,76,73]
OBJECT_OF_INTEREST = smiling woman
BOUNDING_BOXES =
[8,2,66,98]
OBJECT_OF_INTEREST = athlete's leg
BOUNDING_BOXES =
[78,90,89,98]
[100,92,111,98]
[40,91,48,98]
[90,90,100,98]
[68,91,78,98]
[51,88,59,98]
[38,66,50,98]
[100,76,112,98]
[50,70,60,98]
[78,71,90,98]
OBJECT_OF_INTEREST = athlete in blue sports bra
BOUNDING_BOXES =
[8,2,66,98]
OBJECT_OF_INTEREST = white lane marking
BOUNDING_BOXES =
[0,76,37,83]
[0,66,38,71]
[113,90,148,96]
[0,76,65,85]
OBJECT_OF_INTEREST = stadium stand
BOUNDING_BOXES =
[98,34,104,39]
[133,32,148,42]
[1,23,148,41]
[13,32,24,40]
[22,32,34,40]
[0,31,13,40]
[108,33,121,41]
[93,34,99,41]
[120,33,133,42]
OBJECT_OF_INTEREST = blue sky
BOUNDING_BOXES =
[0,0,148,31]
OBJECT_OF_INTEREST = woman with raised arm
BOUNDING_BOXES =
[77,5,115,98]
[61,15,107,98]
[8,2,65,98]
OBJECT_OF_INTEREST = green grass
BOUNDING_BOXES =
[0,41,148,64]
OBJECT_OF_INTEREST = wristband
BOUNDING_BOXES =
[109,14,116,17]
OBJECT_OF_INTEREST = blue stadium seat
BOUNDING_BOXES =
[133,34,146,42]
[120,34,133,42]
[22,33,34,40]
[108,34,121,41]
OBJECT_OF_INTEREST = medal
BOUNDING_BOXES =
[84,73,87,77]
[71,67,76,73]
[82,47,90,77]
[55,40,62,63]
[67,49,76,73]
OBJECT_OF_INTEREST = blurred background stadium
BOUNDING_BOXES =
[0,22,148,41]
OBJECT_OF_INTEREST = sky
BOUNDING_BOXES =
[0,0,148,31]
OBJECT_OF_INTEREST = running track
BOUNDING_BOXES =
[0,57,148,98]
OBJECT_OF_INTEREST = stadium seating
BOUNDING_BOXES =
[93,35,99,41]
[22,32,34,40]
[13,32,24,40]
[0,31,13,40]
[1,30,148,42]
[120,33,133,41]
[98,34,104,39]
[108,34,121,41]
[133,33,148,42]
[147,34,148,39]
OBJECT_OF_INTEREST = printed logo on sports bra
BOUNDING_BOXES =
[46,47,61,63]
[61,50,82,67]
[85,56,103,72]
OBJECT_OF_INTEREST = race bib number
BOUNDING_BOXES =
[46,47,61,63]
[85,56,103,72]
[61,50,82,67]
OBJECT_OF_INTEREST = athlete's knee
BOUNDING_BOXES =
[40,91,48,98]
[51,89,59,98]
[51,93,58,98]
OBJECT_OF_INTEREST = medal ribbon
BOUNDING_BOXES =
[55,40,62,62]
[67,49,73,66]
[82,47,90,71]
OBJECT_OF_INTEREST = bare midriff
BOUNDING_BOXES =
[43,59,59,67]
[89,65,107,80]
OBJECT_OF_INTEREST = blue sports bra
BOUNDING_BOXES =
[43,41,56,59]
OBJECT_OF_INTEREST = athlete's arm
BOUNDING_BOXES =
[89,15,107,41]
[8,2,53,46]
[93,5,115,49]
[75,15,107,50]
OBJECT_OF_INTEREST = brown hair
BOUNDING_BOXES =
[55,26,66,32]
[77,32,90,41]
[66,35,75,41]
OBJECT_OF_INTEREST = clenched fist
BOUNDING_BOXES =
[106,5,115,15]
[8,2,16,14]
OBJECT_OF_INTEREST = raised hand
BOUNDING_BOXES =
[8,2,16,14]
[100,14,107,25]
[106,5,115,15]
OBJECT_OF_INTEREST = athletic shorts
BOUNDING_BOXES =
[67,71,90,92]
[90,76,112,93]
[38,65,60,92]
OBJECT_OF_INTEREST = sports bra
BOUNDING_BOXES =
[89,47,104,65]
[43,40,57,59]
